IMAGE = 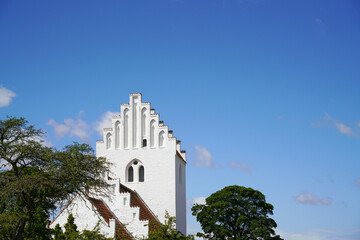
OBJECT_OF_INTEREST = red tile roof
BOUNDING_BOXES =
[119,184,160,232]
[88,197,133,240]
[50,184,160,238]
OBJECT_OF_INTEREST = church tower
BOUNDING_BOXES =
[96,93,187,234]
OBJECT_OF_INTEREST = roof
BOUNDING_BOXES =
[119,183,160,232]
[88,197,133,240]
[50,183,161,239]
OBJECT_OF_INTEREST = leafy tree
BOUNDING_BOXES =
[0,116,110,240]
[53,214,112,240]
[63,214,79,240]
[191,185,283,240]
[144,211,194,240]
[24,206,52,240]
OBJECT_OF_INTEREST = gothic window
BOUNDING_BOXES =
[124,109,129,148]
[133,103,138,148]
[150,120,155,147]
[106,133,112,149]
[128,166,134,182]
[139,166,144,182]
[159,130,165,147]
[115,121,120,149]
[141,108,147,139]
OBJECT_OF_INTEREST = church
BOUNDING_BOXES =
[50,93,187,239]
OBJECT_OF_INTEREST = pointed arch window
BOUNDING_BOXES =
[128,166,134,182]
[124,109,129,149]
[115,121,120,149]
[159,130,165,147]
[150,120,156,148]
[139,166,144,182]
[141,108,147,138]
[106,133,112,149]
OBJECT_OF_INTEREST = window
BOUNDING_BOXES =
[128,166,134,182]
[115,121,120,149]
[159,131,165,147]
[139,166,144,182]
[143,139,147,147]
[106,133,112,149]
[150,120,155,147]
[141,108,147,139]
[124,109,129,148]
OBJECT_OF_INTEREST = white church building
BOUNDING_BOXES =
[50,93,187,239]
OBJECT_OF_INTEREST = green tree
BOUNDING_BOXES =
[144,211,194,240]
[0,116,110,240]
[63,214,79,240]
[53,214,112,240]
[191,185,283,240]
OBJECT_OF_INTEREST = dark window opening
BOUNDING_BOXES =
[139,166,144,182]
[143,139,147,147]
[128,166,134,182]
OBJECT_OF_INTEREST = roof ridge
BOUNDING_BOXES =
[88,197,133,239]
[119,184,160,231]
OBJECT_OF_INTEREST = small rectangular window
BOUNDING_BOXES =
[143,139,147,147]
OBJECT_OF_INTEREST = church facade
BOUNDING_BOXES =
[50,93,187,239]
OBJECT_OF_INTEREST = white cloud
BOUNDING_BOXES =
[47,112,90,141]
[277,229,326,240]
[187,196,206,206]
[355,178,360,187]
[277,228,360,240]
[334,122,354,136]
[294,191,331,206]
[33,136,53,147]
[193,145,214,168]
[228,161,252,173]
[187,223,203,239]
[94,111,120,136]
[312,112,358,137]
[0,87,16,107]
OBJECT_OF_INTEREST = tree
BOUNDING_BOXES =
[53,214,112,240]
[144,212,194,240]
[145,211,194,240]
[191,185,283,240]
[0,116,110,240]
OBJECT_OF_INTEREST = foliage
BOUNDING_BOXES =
[191,185,283,240]
[53,214,112,240]
[0,116,111,240]
[144,211,194,240]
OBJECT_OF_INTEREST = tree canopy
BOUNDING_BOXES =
[191,185,283,240]
[0,116,111,240]
[145,211,194,240]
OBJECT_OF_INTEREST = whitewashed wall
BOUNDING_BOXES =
[96,93,187,234]
[50,196,115,238]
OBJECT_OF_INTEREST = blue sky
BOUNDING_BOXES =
[1,0,360,239]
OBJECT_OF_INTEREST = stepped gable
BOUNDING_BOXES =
[119,184,160,231]
[88,197,133,240]
[102,93,187,163]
